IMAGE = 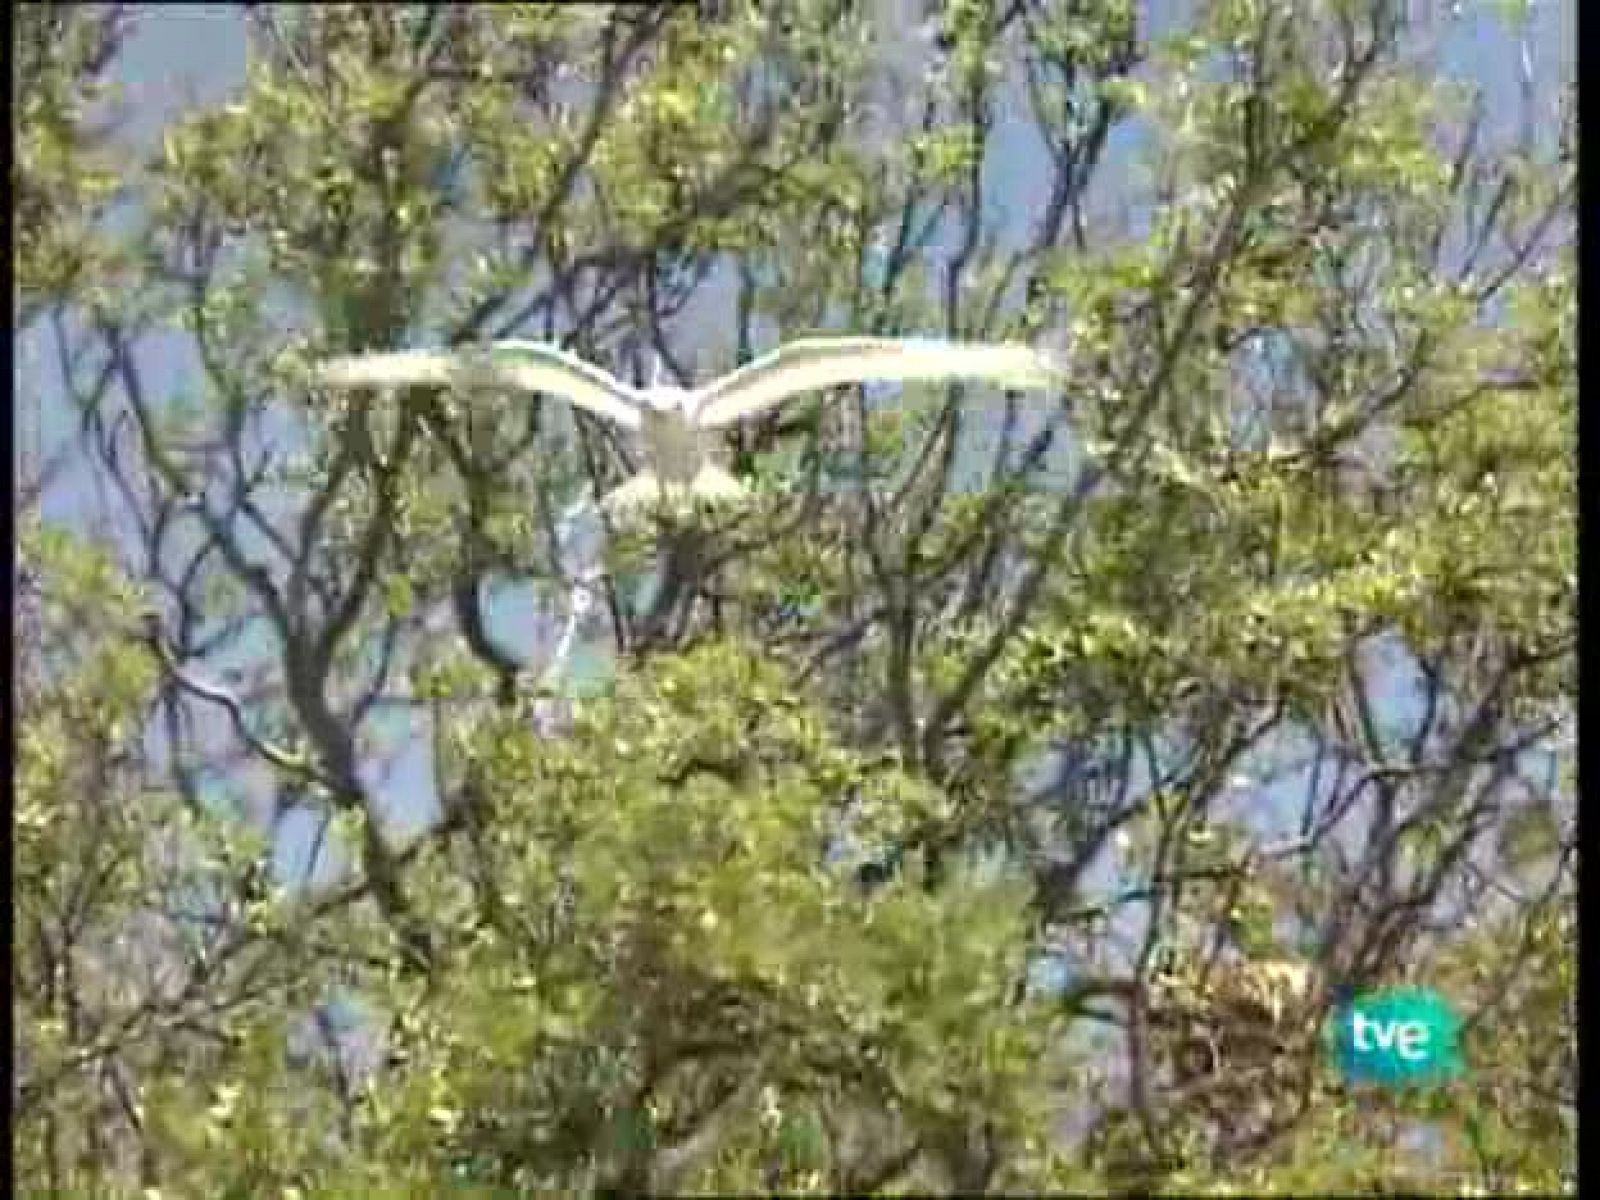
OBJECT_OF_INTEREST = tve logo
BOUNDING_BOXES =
[1329,986,1463,1087]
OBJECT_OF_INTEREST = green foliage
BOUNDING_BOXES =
[350,644,1058,1191]
[12,4,126,322]
[13,1,1573,1195]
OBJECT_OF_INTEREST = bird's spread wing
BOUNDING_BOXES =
[313,350,466,389]
[483,342,645,430]
[692,337,1067,428]
[312,342,644,432]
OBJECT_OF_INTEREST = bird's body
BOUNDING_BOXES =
[639,393,719,483]
[312,336,1067,520]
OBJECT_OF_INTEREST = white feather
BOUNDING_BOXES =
[313,344,645,432]
[693,337,1066,428]
[311,336,1066,519]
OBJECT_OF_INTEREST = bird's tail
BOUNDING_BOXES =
[599,467,750,523]
[688,463,748,503]
[599,472,667,521]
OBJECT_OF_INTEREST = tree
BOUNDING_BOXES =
[13,2,1573,1194]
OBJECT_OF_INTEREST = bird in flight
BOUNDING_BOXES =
[312,336,1068,520]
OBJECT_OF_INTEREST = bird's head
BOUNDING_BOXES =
[639,352,696,414]
[641,385,695,415]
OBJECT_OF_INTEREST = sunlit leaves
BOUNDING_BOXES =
[348,642,1058,1189]
[12,4,127,319]
[152,38,454,342]
[910,126,984,187]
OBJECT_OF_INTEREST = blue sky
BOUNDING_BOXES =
[21,3,1572,952]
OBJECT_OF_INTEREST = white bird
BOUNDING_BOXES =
[311,337,1068,520]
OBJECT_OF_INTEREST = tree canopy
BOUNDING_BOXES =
[13,2,1574,1195]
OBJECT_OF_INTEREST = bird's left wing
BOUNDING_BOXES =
[693,337,1067,428]
[484,342,645,431]
[312,342,644,432]
[313,349,471,389]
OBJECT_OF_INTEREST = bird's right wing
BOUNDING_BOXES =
[693,337,1068,428]
[312,342,645,432]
